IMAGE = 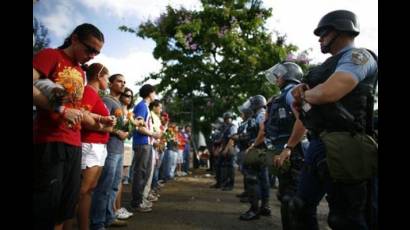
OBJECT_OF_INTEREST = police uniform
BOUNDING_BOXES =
[265,83,304,230]
[293,46,377,230]
[241,107,271,220]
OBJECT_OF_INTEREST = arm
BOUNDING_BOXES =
[33,68,83,124]
[304,71,359,105]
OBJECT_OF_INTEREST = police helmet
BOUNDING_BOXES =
[314,10,360,37]
[223,112,234,119]
[264,62,303,84]
[250,95,267,111]
[238,100,254,118]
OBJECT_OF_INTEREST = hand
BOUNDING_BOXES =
[151,132,161,139]
[245,144,254,154]
[63,108,83,125]
[273,148,291,168]
[117,130,129,140]
[101,115,116,126]
[51,87,66,98]
[292,83,309,103]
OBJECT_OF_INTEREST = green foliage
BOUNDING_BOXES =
[33,17,50,55]
[120,0,311,137]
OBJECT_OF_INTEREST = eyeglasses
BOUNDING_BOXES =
[122,94,132,98]
[79,40,100,55]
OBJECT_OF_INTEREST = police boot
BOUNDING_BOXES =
[259,199,271,216]
[239,207,260,221]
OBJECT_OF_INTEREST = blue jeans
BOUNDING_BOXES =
[167,150,178,179]
[182,149,190,173]
[90,153,123,230]
[159,149,169,181]
[152,150,164,189]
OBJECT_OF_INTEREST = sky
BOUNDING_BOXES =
[33,0,378,96]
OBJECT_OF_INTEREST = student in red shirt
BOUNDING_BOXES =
[33,23,104,230]
[77,63,116,230]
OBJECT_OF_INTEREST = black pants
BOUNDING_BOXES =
[277,146,303,230]
[131,144,153,207]
[33,142,82,230]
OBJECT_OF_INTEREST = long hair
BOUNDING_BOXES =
[58,23,104,49]
[121,87,134,110]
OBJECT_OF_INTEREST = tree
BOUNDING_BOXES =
[120,0,306,136]
[33,17,50,55]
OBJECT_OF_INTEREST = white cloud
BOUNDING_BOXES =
[39,1,85,39]
[77,0,202,21]
[89,50,162,94]
[264,0,378,63]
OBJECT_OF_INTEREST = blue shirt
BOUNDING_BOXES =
[335,44,377,82]
[132,100,150,146]
[255,108,266,125]
[283,84,296,107]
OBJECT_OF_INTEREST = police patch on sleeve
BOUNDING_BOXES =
[351,48,369,65]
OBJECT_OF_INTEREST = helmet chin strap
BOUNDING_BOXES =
[321,32,340,54]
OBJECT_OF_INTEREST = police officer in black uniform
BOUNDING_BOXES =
[263,62,306,230]
[233,100,256,199]
[239,95,270,220]
[290,10,378,230]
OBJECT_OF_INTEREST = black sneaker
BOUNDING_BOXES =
[239,209,260,221]
[259,206,271,216]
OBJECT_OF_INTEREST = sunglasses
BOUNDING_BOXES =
[319,29,332,38]
[79,40,100,55]
[122,94,132,98]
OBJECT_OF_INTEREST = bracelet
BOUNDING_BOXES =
[284,144,294,151]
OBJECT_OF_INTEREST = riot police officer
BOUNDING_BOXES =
[210,112,238,190]
[233,99,256,199]
[239,95,269,220]
[263,62,307,230]
[290,10,378,230]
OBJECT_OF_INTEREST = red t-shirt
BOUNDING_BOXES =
[81,85,110,144]
[33,48,85,147]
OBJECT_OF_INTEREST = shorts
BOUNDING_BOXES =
[176,150,184,164]
[33,142,82,228]
[81,143,108,170]
[123,143,133,167]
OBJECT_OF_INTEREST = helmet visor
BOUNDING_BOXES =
[264,63,288,84]
[238,99,251,113]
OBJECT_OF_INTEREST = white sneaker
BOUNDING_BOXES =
[141,199,153,208]
[115,209,131,220]
[119,207,133,217]
[148,193,159,202]
[181,172,188,176]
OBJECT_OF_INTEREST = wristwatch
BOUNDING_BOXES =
[284,144,294,151]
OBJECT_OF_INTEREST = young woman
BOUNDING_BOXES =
[33,23,104,230]
[78,63,116,230]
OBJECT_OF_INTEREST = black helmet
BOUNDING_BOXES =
[250,95,267,111]
[314,10,360,37]
[223,112,234,119]
[264,62,303,85]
